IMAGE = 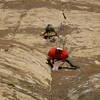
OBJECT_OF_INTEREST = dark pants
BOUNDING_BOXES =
[65,57,78,68]
[66,59,75,67]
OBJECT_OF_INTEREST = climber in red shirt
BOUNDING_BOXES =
[47,47,78,71]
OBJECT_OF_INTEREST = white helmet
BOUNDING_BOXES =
[57,48,63,50]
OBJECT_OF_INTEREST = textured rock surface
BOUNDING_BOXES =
[67,73,100,100]
[0,0,100,100]
[0,39,51,100]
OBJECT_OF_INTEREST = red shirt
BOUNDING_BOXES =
[48,48,69,60]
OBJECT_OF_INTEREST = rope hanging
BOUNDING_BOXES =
[56,2,72,49]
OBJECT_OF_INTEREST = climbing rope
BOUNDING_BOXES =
[56,1,72,49]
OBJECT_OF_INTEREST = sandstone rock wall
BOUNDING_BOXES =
[0,0,100,100]
[0,39,51,100]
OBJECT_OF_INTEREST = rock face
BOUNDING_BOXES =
[68,73,100,100]
[0,1,55,99]
[0,39,51,100]
[0,0,100,100]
